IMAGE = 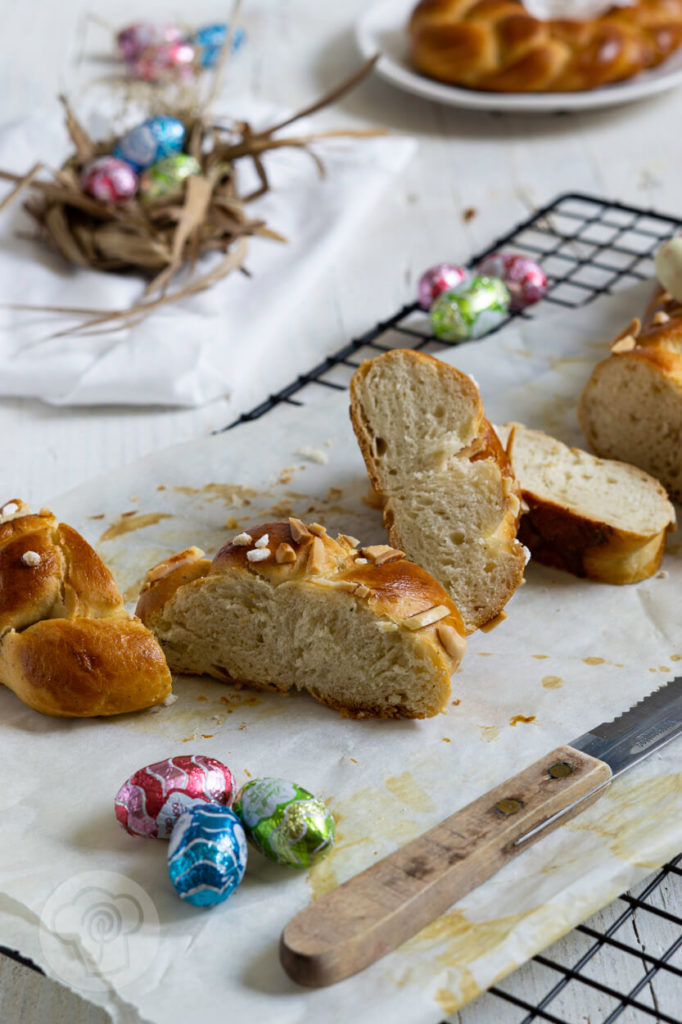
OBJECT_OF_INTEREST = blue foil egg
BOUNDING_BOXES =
[168,805,247,908]
[194,23,245,67]
[114,116,186,173]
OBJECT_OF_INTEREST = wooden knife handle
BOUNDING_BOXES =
[280,745,611,987]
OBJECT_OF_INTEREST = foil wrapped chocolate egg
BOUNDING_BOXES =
[418,263,468,310]
[80,156,138,203]
[129,40,197,83]
[193,23,246,67]
[115,755,235,839]
[117,22,184,61]
[476,252,547,311]
[233,777,335,869]
[168,805,247,907]
[114,116,186,173]
[139,154,202,200]
[430,275,510,343]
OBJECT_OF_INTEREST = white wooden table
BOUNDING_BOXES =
[1,2,681,1021]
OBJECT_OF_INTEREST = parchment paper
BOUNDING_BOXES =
[2,281,682,1024]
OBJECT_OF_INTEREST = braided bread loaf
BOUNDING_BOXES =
[408,0,682,92]
[578,290,682,501]
[0,500,171,716]
[136,519,466,719]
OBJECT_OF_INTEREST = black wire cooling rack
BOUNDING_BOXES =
[225,191,682,1024]
[3,193,682,1023]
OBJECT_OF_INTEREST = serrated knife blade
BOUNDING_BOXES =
[281,677,682,987]
[572,675,682,777]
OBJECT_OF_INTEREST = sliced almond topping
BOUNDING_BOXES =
[610,317,641,348]
[660,291,672,303]
[289,517,311,543]
[232,532,252,546]
[247,548,270,563]
[611,335,637,354]
[377,620,399,633]
[507,493,521,518]
[355,583,371,598]
[314,578,359,593]
[653,310,671,325]
[339,534,361,549]
[275,542,297,564]
[501,477,513,497]
[360,544,405,566]
[404,605,452,630]
[308,522,327,537]
[436,623,466,660]
[307,536,326,575]
[354,557,369,565]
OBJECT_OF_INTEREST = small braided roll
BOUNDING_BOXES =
[408,0,682,92]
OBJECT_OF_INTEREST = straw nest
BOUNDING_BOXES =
[0,58,378,334]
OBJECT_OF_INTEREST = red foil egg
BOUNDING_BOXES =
[80,156,138,203]
[476,252,547,311]
[418,263,468,310]
[129,41,198,82]
[115,755,236,839]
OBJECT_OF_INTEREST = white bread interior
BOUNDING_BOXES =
[349,349,525,633]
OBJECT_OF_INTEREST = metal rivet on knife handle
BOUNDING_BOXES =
[496,798,523,815]
[548,762,574,779]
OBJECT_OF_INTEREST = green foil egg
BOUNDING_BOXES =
[233,777,335,869]
[139,153,201,200]
[430,275,510,343]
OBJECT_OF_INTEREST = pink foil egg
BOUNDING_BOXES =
[115,755,235,839]
[80,156,138,203]
[418,263,468,310]
[476,252,547,311]
[129,40,198,83]
[117,23,184,61]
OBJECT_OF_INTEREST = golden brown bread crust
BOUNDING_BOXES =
[0,501,172,717]
[408,0,682,92]
[137,519,466,719]
[517,498,668,584]
[0,618,171,718]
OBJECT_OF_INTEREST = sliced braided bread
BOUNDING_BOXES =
[136,520,466,720]
[408,0,682,93]
[349,349,525,633]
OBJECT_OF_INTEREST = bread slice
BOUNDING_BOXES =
[349,349,525,633]
[0,499,171,716]
[136,519,467,720]
[497,424,676,584]
[578,310,682,502]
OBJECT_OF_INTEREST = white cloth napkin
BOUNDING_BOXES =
[523,0,633,17]
[0,102,415,407]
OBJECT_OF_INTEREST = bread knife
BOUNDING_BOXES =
[280,676,682,987]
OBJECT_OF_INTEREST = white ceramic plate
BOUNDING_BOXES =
[356,0,682,114]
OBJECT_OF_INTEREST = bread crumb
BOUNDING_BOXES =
[247,548,270,562]
[463,207,477,222]
[658,570,669,579]
[232,532,252,546]
[296,445,329,464]
[442,737,451,743]
[254,533,269,548]
[162,694,178,707]
[21,550,41,567]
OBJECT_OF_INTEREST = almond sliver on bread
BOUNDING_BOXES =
[349,350,526,634]
[136,521,466,720]
[497,423,676,584]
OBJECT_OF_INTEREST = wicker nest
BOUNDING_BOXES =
[0,58,378,333]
